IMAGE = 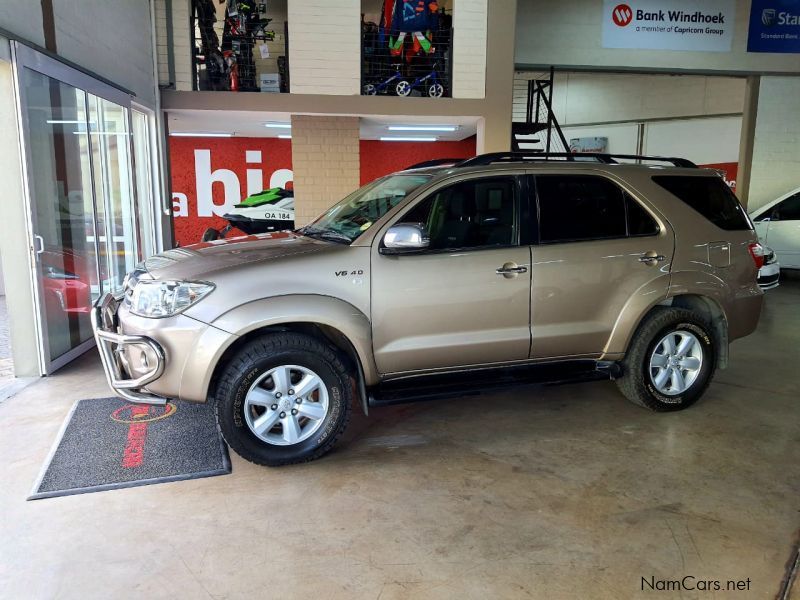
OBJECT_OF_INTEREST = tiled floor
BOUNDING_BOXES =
[0,282,798,599]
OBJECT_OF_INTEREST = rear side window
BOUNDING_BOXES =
[535,175,659,243]
[652,175,752,231]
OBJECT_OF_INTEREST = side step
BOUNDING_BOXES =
[368,360,622,408]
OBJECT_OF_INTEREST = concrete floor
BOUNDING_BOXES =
[1,282,798,600]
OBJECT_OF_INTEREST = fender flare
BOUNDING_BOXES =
[604,270,730,364]
[210,294,379,406]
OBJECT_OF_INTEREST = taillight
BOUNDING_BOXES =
[748,242,765,269]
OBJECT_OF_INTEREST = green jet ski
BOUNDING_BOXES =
[202,186,295,241]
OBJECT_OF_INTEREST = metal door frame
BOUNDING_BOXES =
[10,41,134,374]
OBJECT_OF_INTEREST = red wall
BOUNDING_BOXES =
[170,137,292,245]
[359,136,477,185]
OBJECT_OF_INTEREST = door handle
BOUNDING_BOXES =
[33,234,45,255]
[638,251,666,266]
[496,263,528,278]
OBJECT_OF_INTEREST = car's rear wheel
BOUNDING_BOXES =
[616,307,716,411]
[215,333,352,466]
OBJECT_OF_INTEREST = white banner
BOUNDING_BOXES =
[602,0,736,52]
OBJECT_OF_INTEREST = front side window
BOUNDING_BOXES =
[774,193,800,221]
[303,174,431,243]
[399,177,517,250]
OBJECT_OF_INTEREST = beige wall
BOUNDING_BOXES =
[289,0,361,94]
[155,0,193,91]
[291,115,361,226]
[515,0,800,74]
[452,0,488,99]
[747,76,800,212]
[514,72,746,125]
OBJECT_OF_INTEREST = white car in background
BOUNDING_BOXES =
[757,246,780,290]
[751,188,800,269]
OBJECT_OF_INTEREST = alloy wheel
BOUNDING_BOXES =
[243,364,329,446]
[648,330,703,396]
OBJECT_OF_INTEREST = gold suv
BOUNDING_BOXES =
[93,153,765,466]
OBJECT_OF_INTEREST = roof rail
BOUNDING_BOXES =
[457,152,697,169]
[405,158,465,170]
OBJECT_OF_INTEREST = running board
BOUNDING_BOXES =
[368,360,622,408]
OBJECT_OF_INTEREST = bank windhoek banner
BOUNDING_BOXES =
[602,0,736,51]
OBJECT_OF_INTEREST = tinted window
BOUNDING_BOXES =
[401,177,516,250]
[536,175,627,243]
[626,195,660,236]
[775,193,800,221]
[652,175,752,231]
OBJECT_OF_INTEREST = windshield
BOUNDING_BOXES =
[299,174,432,243]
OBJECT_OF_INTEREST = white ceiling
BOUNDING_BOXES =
[167,110,478,141]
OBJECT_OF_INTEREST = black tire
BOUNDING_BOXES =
[616,307,716,412]
[214,333,352,466]
[201,227,220,242]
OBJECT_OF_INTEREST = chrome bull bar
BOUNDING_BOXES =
[91,294,168,405]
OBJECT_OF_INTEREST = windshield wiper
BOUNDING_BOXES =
[297,226,353,244]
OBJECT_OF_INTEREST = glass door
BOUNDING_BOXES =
[87,94,139,295]
[12,43,142,373]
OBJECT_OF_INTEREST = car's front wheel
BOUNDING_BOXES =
[215,333,352,466]
[616,307,716,411]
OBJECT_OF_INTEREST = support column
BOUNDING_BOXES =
[0,60,42,376]
[476,0,517,153]
[290,115,360,227]
[736,76,760,209]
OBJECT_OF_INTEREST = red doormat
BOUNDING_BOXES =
[29,397,230,500]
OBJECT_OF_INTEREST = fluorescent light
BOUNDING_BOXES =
[47,119,96,124]
[387,125,458,132]
[169,132,233,137]
[380,136,437,142]
[278,134,292,139]
[264,123,291,129]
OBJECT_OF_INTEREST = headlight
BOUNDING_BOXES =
[129,280,214,318]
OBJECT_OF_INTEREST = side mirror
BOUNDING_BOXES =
[380,223,430,255]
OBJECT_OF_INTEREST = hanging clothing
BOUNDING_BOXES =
[390,0,438,33]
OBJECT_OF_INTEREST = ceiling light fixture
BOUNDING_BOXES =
[264,123,292,129]
[387,125,458,132]
[380,136,437,142]
[47,119,96,125]
[169,132,234,137]
[278,134,292,139]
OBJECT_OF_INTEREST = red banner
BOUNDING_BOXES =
[699,162,738,192]
[169,137,293,245]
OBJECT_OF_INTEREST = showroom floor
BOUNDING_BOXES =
[1,281,798,600]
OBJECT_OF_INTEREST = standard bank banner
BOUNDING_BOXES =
[602,0,736,52]
[747,0,800,53]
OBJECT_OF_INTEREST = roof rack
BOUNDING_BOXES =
[405,158,465,170]
[457,152,697,169]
